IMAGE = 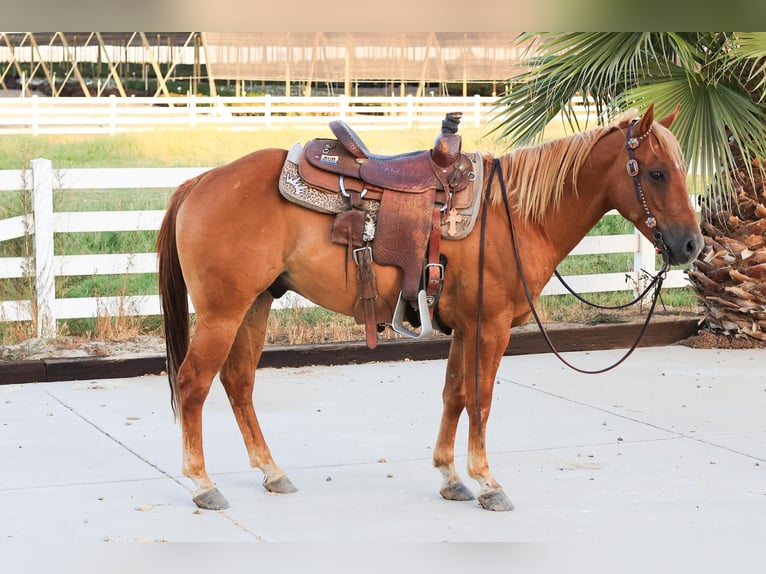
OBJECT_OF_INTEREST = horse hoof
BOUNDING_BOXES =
[440,482,476,501]
[264,474,298,494]
[477,490,514,512]
[192,487,229,510]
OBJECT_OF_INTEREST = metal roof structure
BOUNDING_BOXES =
[0,32,527,97]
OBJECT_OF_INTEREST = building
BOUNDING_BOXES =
[0,32,527,98]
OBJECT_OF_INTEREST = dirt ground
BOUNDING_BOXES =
[0,335,167,362]
[2,312,764,364]
[677,329,766,350]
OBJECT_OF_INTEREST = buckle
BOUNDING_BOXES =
[352,246,373,266]
[626,159,639,177]
[424,262,445,303]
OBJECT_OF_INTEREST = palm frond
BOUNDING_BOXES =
[491,32,766,210]
[621,78,766,206]
[721,32,766,103]
[489,33,703,147]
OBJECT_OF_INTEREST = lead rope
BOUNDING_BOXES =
[553,267,662,310]
[491,157,669,375]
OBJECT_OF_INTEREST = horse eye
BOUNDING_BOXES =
[649,170,665,182]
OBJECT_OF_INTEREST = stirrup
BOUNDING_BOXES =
[391,290,433,339]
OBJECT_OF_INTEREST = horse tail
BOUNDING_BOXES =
[156,177,198,419]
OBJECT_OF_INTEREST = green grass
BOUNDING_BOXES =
[0,126,502,170]
[0,124,700,343]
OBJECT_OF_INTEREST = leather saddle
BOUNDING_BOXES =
[296,112,475,348]
[299,116,472,197]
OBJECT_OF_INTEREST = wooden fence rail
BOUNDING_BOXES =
[0,94,502,135]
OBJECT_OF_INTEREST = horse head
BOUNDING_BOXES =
[605,103,703,266]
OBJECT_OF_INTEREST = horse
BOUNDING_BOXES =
[156,103,703,512]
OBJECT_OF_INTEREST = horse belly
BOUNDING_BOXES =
[282,246,402,325]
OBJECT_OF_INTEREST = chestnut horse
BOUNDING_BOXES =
[156,104,702,511]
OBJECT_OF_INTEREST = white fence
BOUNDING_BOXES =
[0,94,497,135]
[0,159,689,338]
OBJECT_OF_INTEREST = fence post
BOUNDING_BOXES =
[109,94,117,135]
[634,227,657,297]
[406,94,414,128]
[189,94,197,128]
[31,158,56,338]
[473,94,482,127]
[31,95,39,136]
[264,94,272,128]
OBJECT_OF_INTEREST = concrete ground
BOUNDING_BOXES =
[1,345,764,553]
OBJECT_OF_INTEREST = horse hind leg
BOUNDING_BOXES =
[219,292,297,495]
[176,315,244,510]
[433,333,475,502]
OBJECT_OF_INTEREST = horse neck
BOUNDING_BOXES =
[543,175,610,260]
[490,153,611,267]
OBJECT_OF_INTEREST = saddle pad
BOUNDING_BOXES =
[279,143,346,214]
[440,151,484,240]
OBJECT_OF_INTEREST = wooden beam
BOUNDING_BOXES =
[199,32,217,97]
[94,32,128,97]
[1,318,700,385]
[56,32,93,97]
[139,32,171,98]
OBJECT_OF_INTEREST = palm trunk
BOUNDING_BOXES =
[688,137,766,341]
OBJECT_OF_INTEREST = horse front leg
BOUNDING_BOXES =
[433,332,475,502]
[463,323,514,512]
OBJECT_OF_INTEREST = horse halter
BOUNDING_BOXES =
[625,119,670,263]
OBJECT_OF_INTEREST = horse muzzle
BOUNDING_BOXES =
[661,225,704,266]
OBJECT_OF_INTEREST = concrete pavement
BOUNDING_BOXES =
[1,345,764,546]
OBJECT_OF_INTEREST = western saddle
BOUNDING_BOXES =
[295,112,476,349]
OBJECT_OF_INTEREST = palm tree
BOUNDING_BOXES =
[492,32,766,341]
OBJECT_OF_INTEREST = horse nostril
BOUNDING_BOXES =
[686,236,702,257]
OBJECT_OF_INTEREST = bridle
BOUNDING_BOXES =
[473,118,670,446]
[554,119,671,309]
[625,118,671,261]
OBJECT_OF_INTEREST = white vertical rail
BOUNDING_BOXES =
[473,94,482,127]
[31,158,55,337]
[109,94,117,135]
[31,95,39,136]
[634,227,657,294]
[189,94,197,128]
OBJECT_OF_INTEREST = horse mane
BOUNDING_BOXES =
[493,109,683,225]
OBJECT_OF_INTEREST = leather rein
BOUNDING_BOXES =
[474,119,670,446]
[496,118,670,372]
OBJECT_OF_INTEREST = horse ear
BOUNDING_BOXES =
[658,104,681,129]
[636,103,655,135]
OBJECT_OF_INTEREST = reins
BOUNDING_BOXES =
[473,119,671,446]
[494,156,668,374]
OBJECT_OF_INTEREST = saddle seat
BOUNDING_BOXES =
[300,115,470,196]
[329,120,424,162]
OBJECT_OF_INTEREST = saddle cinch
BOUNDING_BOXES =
[279,112,484,349]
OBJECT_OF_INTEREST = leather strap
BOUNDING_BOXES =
[353,246,379,349]
[426,206,443,297]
